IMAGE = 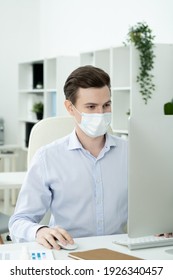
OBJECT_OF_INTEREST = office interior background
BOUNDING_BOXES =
[0,0,172,245]
[0,0,173,251]
[0,0,172,181]
[0,0,172,145]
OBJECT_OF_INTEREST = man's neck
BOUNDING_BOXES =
[75,127,106,158]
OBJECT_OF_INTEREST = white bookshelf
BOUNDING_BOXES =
[18,44,173,148]
[18,56,79,147]
[80,48,110,75]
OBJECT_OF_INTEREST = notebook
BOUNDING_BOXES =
[68,248,142,260]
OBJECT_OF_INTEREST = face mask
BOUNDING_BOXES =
[73,105,112,138]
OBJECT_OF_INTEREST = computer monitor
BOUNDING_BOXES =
[128,116,173,237]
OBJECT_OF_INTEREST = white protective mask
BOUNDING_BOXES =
[73,105,112,138]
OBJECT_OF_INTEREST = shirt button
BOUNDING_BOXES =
[96,178,101,183]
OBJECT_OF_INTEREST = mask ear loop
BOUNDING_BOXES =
[70,103,83,128]
[71,103,82,116]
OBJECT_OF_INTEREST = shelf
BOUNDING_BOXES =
[18,92,43,121]
[45,91,57,117]
[112,129,128,135]
[80,48,111,74]
[19,89,44,93]
[111,46,130,88]
[45,88,57,92]
[111,86,131,91]
[19,119,38,123]
[111,88,130,132]
[94,49,110,74]
[18,55,79,147]
[45,58,56,89]
[80,52,94,66]
[18,60,44,90]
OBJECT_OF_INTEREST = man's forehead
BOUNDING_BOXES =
[76,86,111,100]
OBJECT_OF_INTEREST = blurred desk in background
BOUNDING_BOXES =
[0,172,26,213]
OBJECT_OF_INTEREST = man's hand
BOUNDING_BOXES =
[36,226,74,250]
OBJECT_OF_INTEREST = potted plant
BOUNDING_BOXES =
[124,22,156,104]
[164,99,173,115]
[32,102,44,120]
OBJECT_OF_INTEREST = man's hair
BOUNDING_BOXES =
[64,65,111,104]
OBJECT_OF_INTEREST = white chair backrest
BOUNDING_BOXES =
[27,116,75,168]
[27,116,75,225]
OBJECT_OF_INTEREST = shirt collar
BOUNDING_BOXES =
[68,129,84,150]
[105,133,117,149]
[68,129,117,151]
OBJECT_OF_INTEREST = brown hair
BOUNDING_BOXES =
[64,65,111,104]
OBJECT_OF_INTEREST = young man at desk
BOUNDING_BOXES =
[9,65,128,250]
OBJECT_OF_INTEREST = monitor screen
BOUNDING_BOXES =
[128,116,173,237]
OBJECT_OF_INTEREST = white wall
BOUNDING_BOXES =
[0,0,40,144]
[40,0,173,57]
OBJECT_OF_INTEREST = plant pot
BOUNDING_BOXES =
[36,112,43,120]
[164,102,173,115]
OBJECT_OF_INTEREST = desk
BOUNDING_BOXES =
[0,145,22,211]
[0,172,26,212]
[0,153,19,208]
[0,152,18,171]
[0,234,173,260]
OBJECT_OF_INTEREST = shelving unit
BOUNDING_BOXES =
[80,48,111,75]
[111,46,130,134]
[18,44,173,148]
[18,56,79,148]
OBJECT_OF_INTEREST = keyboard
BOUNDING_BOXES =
[113,234,173,250]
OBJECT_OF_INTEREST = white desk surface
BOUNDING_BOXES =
[0,144,21,149]
[0,171,26,189]
[0,153,18,158]
[0,171,26,212]
[1,234,173,260]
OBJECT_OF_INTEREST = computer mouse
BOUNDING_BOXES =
[56,241,78,250]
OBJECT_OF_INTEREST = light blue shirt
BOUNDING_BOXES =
[9,130,128,242]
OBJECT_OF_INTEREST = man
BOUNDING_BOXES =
[9,65,128,250]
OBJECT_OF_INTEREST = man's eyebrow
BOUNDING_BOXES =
[84,102,98,106]
[104,100,112,104]
[103,100,112,105]
[84,100,112,106]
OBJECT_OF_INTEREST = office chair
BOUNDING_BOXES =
[0,212,10,244]
[27,115,75,224]
[27,116,75,168]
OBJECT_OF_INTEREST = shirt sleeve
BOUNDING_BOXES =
[9,148,52,242]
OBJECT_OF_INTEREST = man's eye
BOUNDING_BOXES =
[104,103,111,108]
[87,106,95,109]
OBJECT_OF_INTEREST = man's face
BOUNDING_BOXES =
[71,86,111,123]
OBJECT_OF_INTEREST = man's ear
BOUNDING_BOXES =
[64,100,74,116]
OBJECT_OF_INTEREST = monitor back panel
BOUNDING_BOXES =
[128,116,173,237]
